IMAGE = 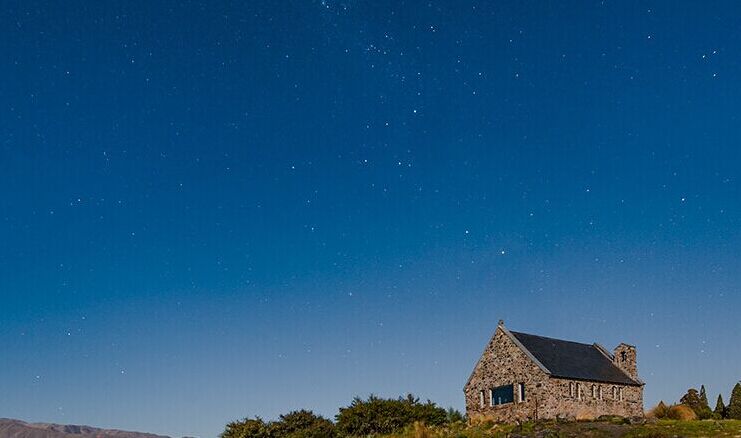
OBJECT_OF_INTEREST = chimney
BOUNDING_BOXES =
[613,343,638,380]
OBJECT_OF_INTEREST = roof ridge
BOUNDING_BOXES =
[509,330,596,348]
[592,342,614,360]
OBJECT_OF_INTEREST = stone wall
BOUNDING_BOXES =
[464,326,644,422]
[538,378,644,420]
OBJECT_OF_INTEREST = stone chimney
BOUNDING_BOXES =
[613,343,638,380]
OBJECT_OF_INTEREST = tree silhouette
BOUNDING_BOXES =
[715,394,727,419]
[699,385,709,408]
[729,382,741,420]
[680,387,712,419]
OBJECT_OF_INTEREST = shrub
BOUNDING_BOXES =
[335,394,448,437]
[220,418,269,438]
[679,388,713,419]
[666,404,697,421]
[268,410,336,438]
[647,401,670,419]
[222,411,335,438]
[445,407,466,424]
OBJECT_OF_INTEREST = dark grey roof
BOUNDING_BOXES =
[510,331,641,386]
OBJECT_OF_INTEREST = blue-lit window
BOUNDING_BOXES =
[519,383,526,402]
[490,384,514,406]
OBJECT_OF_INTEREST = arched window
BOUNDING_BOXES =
[479,390,485,407]
[612,386,618,399]
[569,382,575,397]
[576,382,581,400]
[591,385,596,399]
[598,385,603,400]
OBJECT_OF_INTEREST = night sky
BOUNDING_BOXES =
[1,1,740,437]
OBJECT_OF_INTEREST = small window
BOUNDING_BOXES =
[621,351,627,362]
[619,387,624,401]
[598,385,603,400]
[491,384,514,406]
[569,382,575,397]
[591,385,596,399]
[576,383,581,400]
[519,383,526,402]
[612,386,617,400]
[479,390,485,407]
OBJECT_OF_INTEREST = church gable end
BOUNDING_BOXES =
[464,322,551,422]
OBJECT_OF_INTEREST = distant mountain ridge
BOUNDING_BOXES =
[0,419,170,438]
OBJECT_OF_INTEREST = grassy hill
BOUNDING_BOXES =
[0,419,170,438]
[378,419,741,438]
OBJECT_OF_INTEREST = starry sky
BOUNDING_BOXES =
[1,1,740,437]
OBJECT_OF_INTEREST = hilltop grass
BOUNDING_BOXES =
[625,419,741,437]
[377,419,741,438]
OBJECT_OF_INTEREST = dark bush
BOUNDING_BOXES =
[445,407,466,423]
[220,418,269,438]
[221,411,335,438]
[269,410,336,438]
[335,394,448,436]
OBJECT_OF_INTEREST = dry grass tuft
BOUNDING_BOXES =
[412,422,432,438]
[647,401,670,419]
[667,404,698,421]
[647,401,698,421]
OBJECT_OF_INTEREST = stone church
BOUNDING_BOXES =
[464,321,644,422]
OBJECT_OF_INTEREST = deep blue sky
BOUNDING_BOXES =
[1,1,740,437]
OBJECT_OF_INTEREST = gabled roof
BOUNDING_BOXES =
[509,330,642,386]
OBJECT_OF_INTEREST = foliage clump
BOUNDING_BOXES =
[269,410,336,438]
[221,411,335,438]
[335,394,448,437]
[647,401,670,419]
[680,388,713,419]
[444,407,466,424]
[221,418,269,438]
